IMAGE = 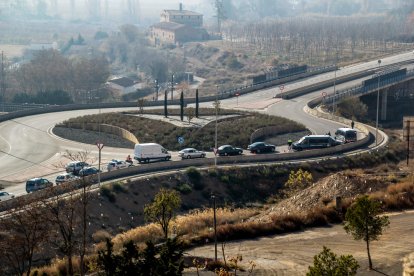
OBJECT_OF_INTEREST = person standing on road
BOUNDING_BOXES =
[288,139,293,150]
[351,120,355,129]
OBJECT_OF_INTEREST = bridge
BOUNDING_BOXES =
[324,66,414,121]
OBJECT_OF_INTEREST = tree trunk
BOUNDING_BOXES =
[366,236,372,270]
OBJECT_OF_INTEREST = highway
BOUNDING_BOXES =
[0,50,413,197]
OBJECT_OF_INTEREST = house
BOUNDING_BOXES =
[150,3,209,46]
[160,4,203,28]
[107,77,142,94]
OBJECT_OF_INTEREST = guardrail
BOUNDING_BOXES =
[324,68,414,104]
[277,70,375,99]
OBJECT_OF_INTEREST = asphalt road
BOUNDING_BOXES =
[185,210,414,275]
[0,50,413,196]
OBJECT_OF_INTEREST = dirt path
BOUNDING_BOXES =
[185,211,414,275]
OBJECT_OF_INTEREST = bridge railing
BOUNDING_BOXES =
[324,69,414,104]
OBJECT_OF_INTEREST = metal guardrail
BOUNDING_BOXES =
[324,69,414,104]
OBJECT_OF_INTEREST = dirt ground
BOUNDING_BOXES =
[185,210,414,275]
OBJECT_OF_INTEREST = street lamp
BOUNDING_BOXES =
[214,85,219,167]
[171,74,175,101]
[211,193,217,262]
[375,59,381,146]
[332,53,338,115]
[154,79,159,101]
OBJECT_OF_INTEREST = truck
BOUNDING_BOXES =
[134,143,171,163]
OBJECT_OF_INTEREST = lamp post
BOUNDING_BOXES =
[96,142,104,186]
[211,193,217,262]
[154,79,159,101]
[214,85,219,167]
[332,52,338,115]
[375,59,381,146]
[171,74,174,101]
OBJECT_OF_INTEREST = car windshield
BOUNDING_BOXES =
[297,137,305,144]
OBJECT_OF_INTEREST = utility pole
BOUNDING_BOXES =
[211,193,217,262]
[375,60,381,146]
[214,85,219,167]
[171,74,174,101]
[1,51,5,112]
[154,79,159,101]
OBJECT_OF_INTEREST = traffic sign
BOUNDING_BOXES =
[213,148,218,155]
[322,91,327,98]
[279,84,285,91]
[177,136,184,144]
[96,141,104,150]
[234,93,240,97]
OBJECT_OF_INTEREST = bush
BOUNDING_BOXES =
[100,186,116,202]
[176,183,192,195]
[112,182,128,193]
[186,167,201,181]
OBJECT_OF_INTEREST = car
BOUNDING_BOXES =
[178,148,206,159]
[26,178,53,193]
[55,173,80,185]
[292,135,343,151]
[107,159,132,171]
[247,142,276,153]
[78,167,101,177]
[335,128,357,143]
[217,145,243,156]
[65,161,89,174]
[0,191,15,201]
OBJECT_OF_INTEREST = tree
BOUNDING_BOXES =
[195,89,199,118]
[307,246,359,276]
[344,195,390,270]
[0,201,49,276]
[336,97,368,120]
[285,168,313,190]
[144,188,181,240]
[97,238,184,276]
[180,90,184,121]
[186,107,195,124]
[138,98,146,115]
[164,90,168,118]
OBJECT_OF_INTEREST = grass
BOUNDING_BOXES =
[57,109,306,150]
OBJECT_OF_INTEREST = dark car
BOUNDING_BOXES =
[26,178,53,193]
[217,145,243,156]
[247,142,276,153]
[78,167,101,177]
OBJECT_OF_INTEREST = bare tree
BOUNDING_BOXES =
[0,201,50,275]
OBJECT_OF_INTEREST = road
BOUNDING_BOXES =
[185,211,414,275]
[0,50,413,196]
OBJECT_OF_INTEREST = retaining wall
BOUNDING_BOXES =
[59,122,139,144]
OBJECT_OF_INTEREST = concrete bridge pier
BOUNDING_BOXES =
[381,88,388,121]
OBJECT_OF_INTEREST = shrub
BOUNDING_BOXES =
[186,167,201,183]
[112,182,128,193]
[100,186,116,202]
[176,183,192,195]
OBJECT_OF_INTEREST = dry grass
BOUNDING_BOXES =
[108,208,258,251]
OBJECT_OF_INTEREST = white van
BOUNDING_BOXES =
[134,143,171,163]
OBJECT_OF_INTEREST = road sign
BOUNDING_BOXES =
[279,84,285,91]
[234,93,240,97]
[96,142,104,150]
[177,136,184,144]
[213,148,218,155]
[322,91,327,98]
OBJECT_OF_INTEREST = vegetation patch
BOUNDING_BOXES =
[56,109,306,150]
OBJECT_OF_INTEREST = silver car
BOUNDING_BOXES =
[178,148,206,159]
[0,191,15,202]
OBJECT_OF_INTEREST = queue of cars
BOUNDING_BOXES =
[13,128,356,197]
